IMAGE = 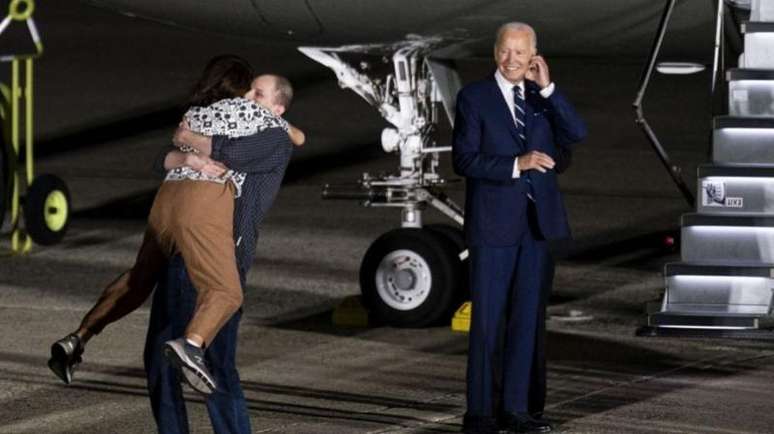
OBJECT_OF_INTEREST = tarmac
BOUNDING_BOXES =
[0,2,773,433]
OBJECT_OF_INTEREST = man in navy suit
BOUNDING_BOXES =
[452,22,587,434]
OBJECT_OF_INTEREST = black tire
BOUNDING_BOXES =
[24,174,71,245]
[426,223,465,253]
[360,228,461,327]
[426,224,470,301]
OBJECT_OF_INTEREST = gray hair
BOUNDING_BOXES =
[494,22,537,50]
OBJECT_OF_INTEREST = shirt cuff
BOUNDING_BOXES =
[539,82,555,98]
[512,157,521,178]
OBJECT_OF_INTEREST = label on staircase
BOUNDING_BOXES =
[701,181,744,208]
[696,166,774,214]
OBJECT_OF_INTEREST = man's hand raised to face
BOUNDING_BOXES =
[525,55,551,89]
[518,150,555,173]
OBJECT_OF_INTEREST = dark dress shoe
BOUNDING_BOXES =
[462,414,500,433]
[500,412,552,433]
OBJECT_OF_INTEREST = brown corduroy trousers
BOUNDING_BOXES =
[79,179,242,346]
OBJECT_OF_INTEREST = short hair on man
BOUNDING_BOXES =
[268,74,294,110]
[494,22,538,50]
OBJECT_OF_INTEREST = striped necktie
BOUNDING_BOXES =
[513,84,535,201]
[513,85,526,145]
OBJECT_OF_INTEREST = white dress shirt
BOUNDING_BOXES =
[493,70,555,178]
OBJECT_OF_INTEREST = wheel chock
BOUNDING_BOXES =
[451,301,471,333]
[332,295,369,328]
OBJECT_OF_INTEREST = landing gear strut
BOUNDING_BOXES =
[300,37,467,326]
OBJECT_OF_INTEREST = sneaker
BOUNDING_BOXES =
[163,338,216,395]
[48,334,84,385]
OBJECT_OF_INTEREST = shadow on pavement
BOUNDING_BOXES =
[0,351,461,431]
[1,334,772,431]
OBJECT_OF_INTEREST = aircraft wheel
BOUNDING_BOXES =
[426,223,469,300]
[24,174,71,245]
[426,223,465,254]
[360,228,461,327]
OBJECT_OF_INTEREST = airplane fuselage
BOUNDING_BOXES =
[85,0,715,59]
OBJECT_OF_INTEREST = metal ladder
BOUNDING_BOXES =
[642,0,774,337]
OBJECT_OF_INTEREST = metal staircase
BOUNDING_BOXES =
[641,0,774,337]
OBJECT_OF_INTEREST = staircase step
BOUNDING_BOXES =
[637,326,774,338]
[698,164,774,177]
[681,214,774,263]
[648,312,760,329]
[727,69,774,80]
[727,69,774,117]
[665,262,774,277]
[742,22,774,68]
[663,263,774,316]
[742,21,774,33]
[752,0,774,22]
[697,164,774,214]
[713,117,774,166]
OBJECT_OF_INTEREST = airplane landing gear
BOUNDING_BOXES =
[301,37,468,327]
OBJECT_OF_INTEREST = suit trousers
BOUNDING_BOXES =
[466,204,553,418]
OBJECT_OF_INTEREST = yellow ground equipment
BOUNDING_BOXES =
[0,0,70,253]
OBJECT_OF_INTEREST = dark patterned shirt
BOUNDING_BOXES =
[210,128,293,282]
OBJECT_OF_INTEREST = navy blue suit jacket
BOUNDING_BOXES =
[452,76,587,246]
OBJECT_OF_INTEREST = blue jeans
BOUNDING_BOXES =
[144,255,252,434]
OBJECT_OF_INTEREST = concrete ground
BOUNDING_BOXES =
[1,2,773,433]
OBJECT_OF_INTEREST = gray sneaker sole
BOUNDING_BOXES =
[163,341,216,395]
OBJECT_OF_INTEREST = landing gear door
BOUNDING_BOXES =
[426,58,462,128]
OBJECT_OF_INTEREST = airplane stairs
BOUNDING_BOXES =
[640,0,774,338]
